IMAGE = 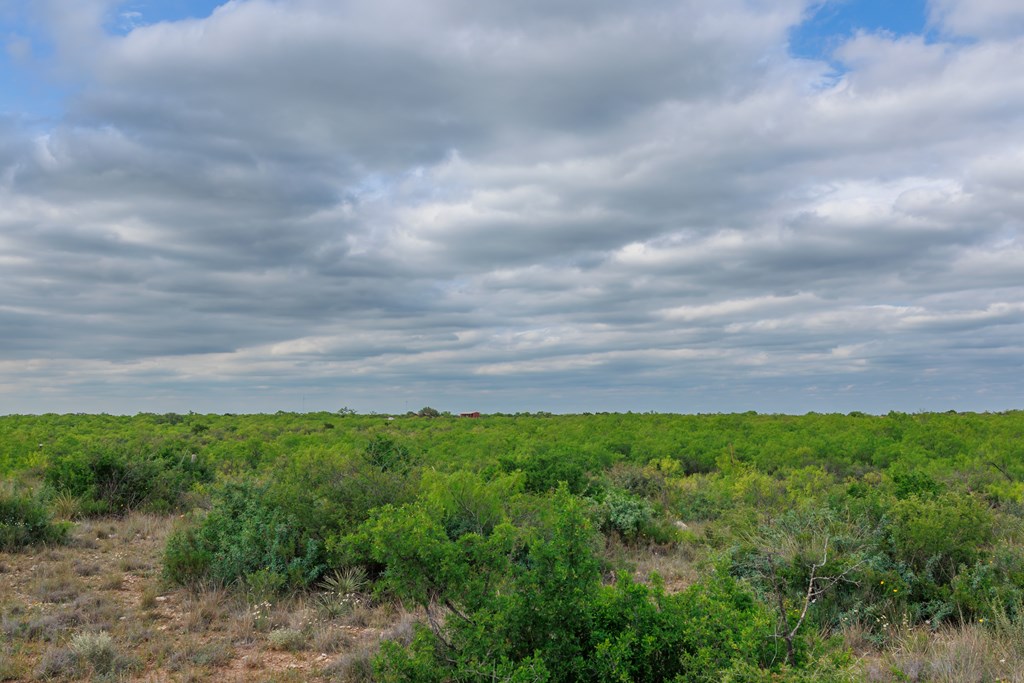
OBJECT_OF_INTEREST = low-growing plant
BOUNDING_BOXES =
[49,490,82,521]
[367,488,783,682]
[318,566,369,617]
[163,480,327,591]
[44,440,212,516]
[35,645,80,679]
[0,488,70,551]
[0,645,20,682]
[268,627,307,651]
[598,488,654,541]
[69,631,117,673]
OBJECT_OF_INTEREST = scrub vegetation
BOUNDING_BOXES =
[2,410,1024,681]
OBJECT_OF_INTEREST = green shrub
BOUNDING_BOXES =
[887,492,995,583]
[589,573,777,682]
[364,435,415,473]
[164,480,326,591]
[367,489,784,682]
[277,451,416,531]
[420,469,524,539]
[950,545,1024,620]
[598,488,654,541]
[499,448,597,495]
[0,488,70,550]
[45,441,211,515]
[890,470,944,500]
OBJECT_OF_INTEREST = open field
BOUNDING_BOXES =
[3,411,1024,681]
[0,511,421,682]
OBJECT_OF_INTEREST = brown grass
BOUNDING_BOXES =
[1,511,412,681]
[850,620,1024,682]
[19,508,1023,683]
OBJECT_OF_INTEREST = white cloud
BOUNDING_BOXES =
[929,0,1024,38]
[0,0,1021,413]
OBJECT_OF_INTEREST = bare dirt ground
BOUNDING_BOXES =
[0,514,410,682]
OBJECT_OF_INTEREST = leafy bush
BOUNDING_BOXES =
[279,451,417,530]
[598,488,654,541]
[590,573,777,683]
[0,488,70,551]
[887,492,995,583]
[45,441,211,515]
[420,469,524,539]
[164,481,326,591]
[364,435,415,473]
[368,489,782,682]
[499,448,598,495]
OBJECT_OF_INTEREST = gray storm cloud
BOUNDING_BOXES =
[0,0,1021,414]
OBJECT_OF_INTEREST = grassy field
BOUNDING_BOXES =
[3,411,1024,681]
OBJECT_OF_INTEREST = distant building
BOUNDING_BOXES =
[459,411,481,418]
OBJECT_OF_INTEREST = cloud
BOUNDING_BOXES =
[929,0,1024,39]
[0,0,1020,413]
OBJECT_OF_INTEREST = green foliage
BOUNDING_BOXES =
[590,573,777,682]
[363,488,780,682]
[0,487,70,550]
[421,469,525,539]
[598,488,654,541]
[950,549,1024,620]
[890,470,944,499]
[886,492,995,583]
[163,480,326,591]
[364,435,415,473]
[499,447,600,495]
[44,440,211,515]
[281,449,417,531]
[6,410,1024,678]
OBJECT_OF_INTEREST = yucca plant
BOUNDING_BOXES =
[317,566,368,618]
[50,491,82,521]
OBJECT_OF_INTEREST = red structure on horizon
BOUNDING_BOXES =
[459,411,481,418]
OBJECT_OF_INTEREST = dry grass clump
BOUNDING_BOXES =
[49,491,82,522]
[69,592,119,630]
[35,643,80,679]
[268,627,308,652]
[34,630,140,680]
[324,609,420,682]
[0,644,22,682]
[118,556,153,572]
[32,562,83,604]
[312,624,355,654]
[69,534,98,550]
[99,571,124,590]
[72,559,100,576]
[182,587,231,634]
[167,637,235,671]
[325,647,376,683]
[139,583,160,610]
[854,617,1024,683]
[120,513,172,541]
[4,610,77,642]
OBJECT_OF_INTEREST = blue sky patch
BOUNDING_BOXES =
[105,0,227,34]
[790,0,931,61]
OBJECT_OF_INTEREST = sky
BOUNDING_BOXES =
[0,0,1022,415]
